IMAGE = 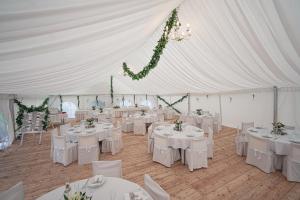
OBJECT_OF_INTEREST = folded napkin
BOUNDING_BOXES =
[124,191,148,200]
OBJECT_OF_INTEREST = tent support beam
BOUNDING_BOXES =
[273,86,278,124]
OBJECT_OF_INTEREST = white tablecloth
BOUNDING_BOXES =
[36,177,153,200]
[66,123,113,142]
[153,124,204,149]
[247,127,300,155]
[131,114,158,124]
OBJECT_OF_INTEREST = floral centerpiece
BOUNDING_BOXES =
[174,120,183,131]
[135,104,138,108]
[91,106,96,110]
[85,118,95,128]
[113,105,120,109]
[63,183,92,200]
[99,108,103,113]
[272,122,286,135]
[141,109,146,116]
[196,109,203,115]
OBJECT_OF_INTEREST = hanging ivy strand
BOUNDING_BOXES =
[157,94,188,114]
[123,9,179,80]
[14,97,49,130]
[59,95,63,112]
[110,75,114,104]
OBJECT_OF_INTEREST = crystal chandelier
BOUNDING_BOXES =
[170,21,191,41]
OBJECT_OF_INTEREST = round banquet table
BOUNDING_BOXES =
[131,113,158,124]
[66,122,113,142]
[153,124,204,149]
[247,127,300,155]
[36,177,153,200]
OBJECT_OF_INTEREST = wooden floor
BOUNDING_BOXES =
[1,126,300,200]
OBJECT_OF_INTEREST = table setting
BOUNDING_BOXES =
[36,176,152,200]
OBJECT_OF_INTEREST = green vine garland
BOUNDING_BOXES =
[77,96,80,108]
[122,9,179,80]
[110,76,114,104]
[59,95,63,112]
[96,96,99,107]
[14,97,49,130]
[157,94,188,114]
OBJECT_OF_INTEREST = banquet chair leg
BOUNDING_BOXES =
[20,133,24,145]
[39,132,42,144]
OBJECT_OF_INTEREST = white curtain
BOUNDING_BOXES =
[0,94,14,145]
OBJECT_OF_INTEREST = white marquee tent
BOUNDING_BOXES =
[0,0,299,145]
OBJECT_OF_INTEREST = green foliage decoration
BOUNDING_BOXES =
[157,94,188,114]
[14,97,49,130]
[123,9,179,80]
[110,76,114,104]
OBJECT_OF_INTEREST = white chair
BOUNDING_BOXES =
[50,128,58,158]
[102,127,123,155]
[153,135,180,167]
[78,134,99,165]
[185,138,208,171]
[133,118,146,135]
[148,122,170,153]
[92,160,122,177]
[201,117,213,133]
[235,127,247,156]
[52,135,77,166]
[158,113,164,122]
[246,134,275,173]
[144,174,170,200]
[213,113,221,133]
[121,117,133,133]
[207,127,214,158]
[282,143,300,182]
[0,182,24,200]
[59,123,71,136]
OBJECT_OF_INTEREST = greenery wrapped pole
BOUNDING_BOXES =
[77,96,80,108]
[59,95,63,112]
[157,94,188,114]
[123,9,179,80]
[96,96,99,107]
[14,97,49,130]
[110,76,114,104]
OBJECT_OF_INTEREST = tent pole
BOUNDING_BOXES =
[188,93,191,116]
[273,86,278,124]
[218,94,222,126]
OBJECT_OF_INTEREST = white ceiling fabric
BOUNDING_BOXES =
[0,0,299,95]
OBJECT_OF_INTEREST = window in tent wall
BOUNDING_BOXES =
[62,102,77,118]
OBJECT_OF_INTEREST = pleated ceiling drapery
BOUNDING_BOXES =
[0,0,299,95]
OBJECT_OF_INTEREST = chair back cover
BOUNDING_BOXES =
[290,143,300,162]
[0,182,24,200]
[207,127,213,141]
[78,133,98,147]
[53,135,66,149]
[190,138,207,152]
[154,135,168,148]
[92,160,122,177]
[144,174,170,200]
[241,122,254,133]
[248,135,269,153]
[60,124,71,135]
[134,117,144,125]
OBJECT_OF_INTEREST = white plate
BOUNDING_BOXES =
[289,139,300,144]
[186,134,194,137]
[163,133,172,136]
[262,135,273,138]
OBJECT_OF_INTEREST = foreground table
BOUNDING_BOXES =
[37,177,152,200]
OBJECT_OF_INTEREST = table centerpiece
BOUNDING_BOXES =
[196,109,203,115]
[85,118,95,129]
[271,121,286,135]
[174,120,183,131]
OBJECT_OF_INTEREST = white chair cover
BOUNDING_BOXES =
[144,174,170,200]
[235,127,248,156]
[213,113,221,133]
[121,117,133,133]
[207,127,214,158]
[0,182,24,200]
[52,135,77,166]
[133,118,146,135]
[148,122,170,153]
[241,122,254,133]
[78,134,99,165]
[59,124,71,136]
[201,117,213,133]
[50,128,58,158]
[102,127,123,155]
[185,138,208,171]
[153,135,180,167]
[282,142,300,182]
[92,160,122,177]
[246,134,275,173]
[157,113,164,122]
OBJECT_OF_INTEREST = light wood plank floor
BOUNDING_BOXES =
[0,126,300,200]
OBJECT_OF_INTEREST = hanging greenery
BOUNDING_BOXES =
[59,95,63,112]
[157,94,188,114]
[110,76,114,104]
[14,97,49,130]
[96,96,99,107]
[77,96,80,108]
[122,9,179,80]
